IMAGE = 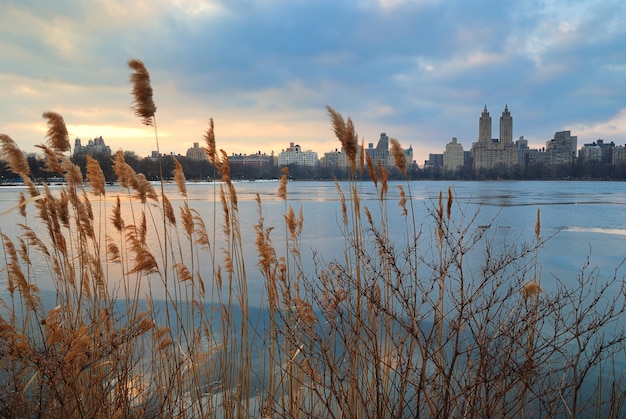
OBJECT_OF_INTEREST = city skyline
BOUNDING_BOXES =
[67,106,595,166]
[2,1,626,166]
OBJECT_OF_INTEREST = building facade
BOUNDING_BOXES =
[73,136,111,156]
[278,143,318,167]
[613,145,626,164]
[443,137,464,172]
[545,131,577,164]
[471,106,518,171]
[366,133,391,168]
[229,152,275,167]
[186,142,205,161]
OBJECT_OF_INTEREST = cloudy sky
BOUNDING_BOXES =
[2,0,626,164]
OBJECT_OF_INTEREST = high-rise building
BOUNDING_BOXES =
[443,137,464,172]
[278,142,318,166]
[578,142,602,162]
[613,145,626,164]
[424,153,443,169]
[545,131,577,164]
[579,139,614,163]
[500,105,513,145]
[471,105,518,170]
[369,133,390,167]
[478,105,492,143]
[73,136,111,156]
[364,133,389,167]
[186,142,205,161]
[516,136,529,166]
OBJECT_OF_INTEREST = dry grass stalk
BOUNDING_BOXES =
[42,111,71,152]
[521,280,541,300]
[133,173,158,203]
[447,186,453,219]
[334,179,348,227]
[86,156,106,197]
[278,167,288,200]
[110,196,124,232]
[3,70,626,418]
[113,150,135,189]
[390,138,407,177]
[219,149,231,182]
[397,185,407,217]
[173,158,187,197]
[162,194,176,226]
[0,134,31,177]
[128,59,156,125]
[202,118,217,166]
[535,208,541,241]
[366,152,377,187]
[377,160,388,199]
[326,106,357,171]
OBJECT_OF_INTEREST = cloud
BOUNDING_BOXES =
[572,109,626,146]
[1,0,626,162]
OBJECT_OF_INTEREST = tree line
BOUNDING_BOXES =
[2,151,626,183]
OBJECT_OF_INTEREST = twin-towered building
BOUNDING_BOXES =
[437,105,583,172]
[471,105,518,170]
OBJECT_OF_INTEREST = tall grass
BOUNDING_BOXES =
[1,62,625,418]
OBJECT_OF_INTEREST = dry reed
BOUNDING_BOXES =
[1,63,624,419]
[128,59,156,126]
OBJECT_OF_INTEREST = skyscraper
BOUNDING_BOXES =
[478,105,492,143]
[471,105,518,170]
[500,105,513,145]
[443,137,464,172]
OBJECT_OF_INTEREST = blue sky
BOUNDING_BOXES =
[2,0,626,164]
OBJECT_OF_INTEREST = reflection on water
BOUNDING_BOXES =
[1,180,625,300]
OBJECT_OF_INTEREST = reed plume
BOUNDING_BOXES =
[278,167,288,200]
[397,185,407,217]
[326,106,357,171]
[172,158,187,197]
[128,59,156,125]
[203,118,217,166]
[85,155,105,197]
[521,281,541,300]
[366,152,377,187]
[390,138,407,177]
[42,111,71,152]
[133,173,158,203]
[535,208,541,241]
[0,134,31,177]
[113,150,138,190]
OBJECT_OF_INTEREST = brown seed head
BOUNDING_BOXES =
[42,112,71,152]
[397,185,407,216]
[172,158,187,197]
[128,59,156,125]
[86,156,106,196]
[278,167,288,200]
[535,208,541,241]
[521,280,541,300]
[390,138,407,176]
[326,106,357,172]
[202,118,217,166]
[0,135,31,177]
[366,152,377,187]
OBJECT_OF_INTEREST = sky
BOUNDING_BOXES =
[1,0,626,165]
